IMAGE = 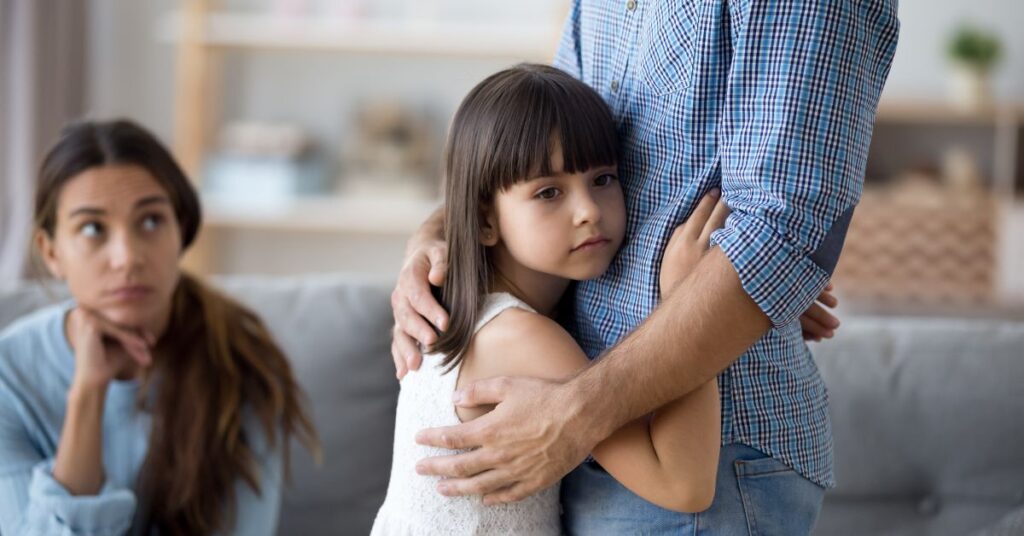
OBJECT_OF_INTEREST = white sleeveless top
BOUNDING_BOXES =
[370,293,562,535]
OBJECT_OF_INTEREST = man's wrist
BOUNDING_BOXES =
[559,375,617,447]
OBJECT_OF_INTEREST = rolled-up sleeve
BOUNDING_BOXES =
[0,404,136,536]
[23,460,137,535]
[710,0,899,327]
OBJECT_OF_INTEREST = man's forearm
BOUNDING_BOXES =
[569,247,771,441]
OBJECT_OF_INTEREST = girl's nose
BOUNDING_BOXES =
[573,191,603,226]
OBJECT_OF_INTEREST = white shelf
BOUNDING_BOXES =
[202,194,440,234]
[160,11,561,60]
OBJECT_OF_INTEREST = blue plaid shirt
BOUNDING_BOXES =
[555,0,899,488]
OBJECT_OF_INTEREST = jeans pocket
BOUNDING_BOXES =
[638,0,707,95]
[733,456,824,536]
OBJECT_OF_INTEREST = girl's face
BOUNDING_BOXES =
[487,143,626,282]
[37,165,182,331]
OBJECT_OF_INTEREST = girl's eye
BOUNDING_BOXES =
[140,214,164,232]
[594,174,617,187]
[535,187,561,200]
[79,222,104,238]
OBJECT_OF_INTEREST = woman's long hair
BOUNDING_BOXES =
[34,119,320,535]
[431,64,620,372]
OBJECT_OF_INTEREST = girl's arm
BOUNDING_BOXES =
[465,310,719,512]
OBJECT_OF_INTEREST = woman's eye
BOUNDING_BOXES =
[79,222,104,238]
[594,174,617,187]
[141,214,164,232]
[535,187,561,200]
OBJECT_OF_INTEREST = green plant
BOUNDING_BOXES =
[948,26,1002,71]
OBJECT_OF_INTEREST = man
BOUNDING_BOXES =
[390,1,899,533]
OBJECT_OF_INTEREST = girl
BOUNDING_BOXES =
[372,64,728,534]
[0,120,319,535]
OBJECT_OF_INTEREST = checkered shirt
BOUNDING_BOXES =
[554,0,899,488]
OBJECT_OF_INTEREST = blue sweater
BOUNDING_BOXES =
[0,303,283,535]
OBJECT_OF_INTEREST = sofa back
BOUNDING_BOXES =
[3,275,1023,535]
[812,316,1024,535]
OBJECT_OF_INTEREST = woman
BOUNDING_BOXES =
[0,119,318,535]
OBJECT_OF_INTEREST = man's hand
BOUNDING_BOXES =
[414,377,598,505]
[391,209,449,379]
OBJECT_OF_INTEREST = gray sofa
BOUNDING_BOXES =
[1,274,1022,535]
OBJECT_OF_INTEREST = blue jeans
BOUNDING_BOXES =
[561,444,825,535]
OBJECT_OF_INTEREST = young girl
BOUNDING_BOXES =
[371,64,729,534]
[0,120,319,535]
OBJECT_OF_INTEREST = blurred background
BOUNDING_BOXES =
[1,0,1023,317]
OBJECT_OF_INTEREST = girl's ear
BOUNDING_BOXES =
[35,230,64,280]
[479,204,499,247]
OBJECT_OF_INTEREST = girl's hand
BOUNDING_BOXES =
[66,307,153,392]
[659,189,730,301]
[800,283,841,342]
[658,190,842,341]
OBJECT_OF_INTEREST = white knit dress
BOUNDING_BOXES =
[371,293,562,535]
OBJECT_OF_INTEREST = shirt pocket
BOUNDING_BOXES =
[638,0,706,96]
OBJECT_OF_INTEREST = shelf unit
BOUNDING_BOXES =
[168,0,563,274]
[835,98,1024,311]
[871,99,1023,199]
[201,195,440,234]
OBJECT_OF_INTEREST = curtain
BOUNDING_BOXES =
[0,0,86,282]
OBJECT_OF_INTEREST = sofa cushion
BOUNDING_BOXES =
[812,317,1024,535]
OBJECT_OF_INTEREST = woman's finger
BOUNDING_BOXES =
[82,309,152,366]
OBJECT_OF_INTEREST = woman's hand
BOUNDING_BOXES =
[66,307,153,392]
[659,189,730,301]
[54,308,153,496]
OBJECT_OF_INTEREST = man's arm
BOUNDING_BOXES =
[414,0,899,505]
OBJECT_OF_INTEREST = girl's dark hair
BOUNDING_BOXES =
[432,63,619,371]
[34,119,320,535]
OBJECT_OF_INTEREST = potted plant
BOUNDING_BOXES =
[947,25,1002,110]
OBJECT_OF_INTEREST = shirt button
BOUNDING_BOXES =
[627,0,637,11]
[610,80,620,93]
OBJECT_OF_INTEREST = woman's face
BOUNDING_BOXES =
[37,164,182,331]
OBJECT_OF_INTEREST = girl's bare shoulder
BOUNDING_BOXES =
[464,307,589,381]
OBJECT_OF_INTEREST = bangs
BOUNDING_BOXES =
[462,64,620,196]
